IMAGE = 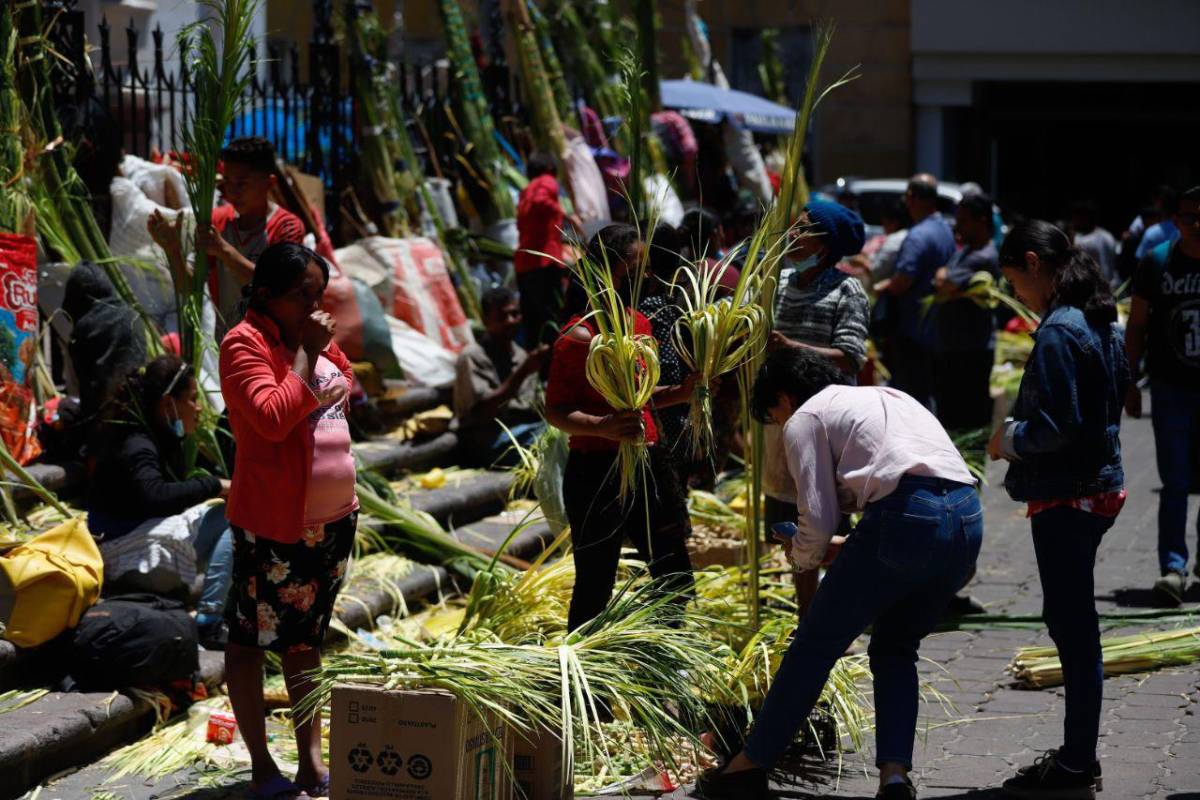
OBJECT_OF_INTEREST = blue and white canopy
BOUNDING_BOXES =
[659,79,796,134]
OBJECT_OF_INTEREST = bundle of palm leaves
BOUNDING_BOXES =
[355,475,505,579]
[436,0,514,224]
[672,253,769,457]
[525,0,573,122]
[572,231,661,500]
[347,6,413,238]
[730,22,859,623]
[1011,627,1200,688]
[176,0,257,365]
[0,10,31,237]
[513,21,567,159]
[302,581,735,783]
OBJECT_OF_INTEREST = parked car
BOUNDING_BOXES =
[815,177,966,238]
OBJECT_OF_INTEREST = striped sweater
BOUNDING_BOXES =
[773,265,870,371]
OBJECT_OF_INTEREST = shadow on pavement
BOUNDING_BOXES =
[1101,587,1200,607]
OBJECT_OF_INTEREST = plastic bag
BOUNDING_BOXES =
[0,233,42,464]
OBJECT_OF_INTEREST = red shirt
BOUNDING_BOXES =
[220,309,355,544]
[1027,489,1127,519]
[545,314,659,452]
[209,204,306,335]
[515,174,565,275]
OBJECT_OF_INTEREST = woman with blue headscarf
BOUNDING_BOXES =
[762,199,870,617]
[768,200,870,372]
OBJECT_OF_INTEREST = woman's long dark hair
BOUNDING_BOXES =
[244,241,329,313]
[999,219,1117,325]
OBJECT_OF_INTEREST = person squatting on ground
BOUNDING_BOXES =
[219,242,359,800]
[452,286,549,468]
[544,223,698,632]
[696,347,981,800]
[1124,185,1200,606]
[989,220,1129,799]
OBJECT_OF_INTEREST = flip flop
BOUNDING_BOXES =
[297,775,330,799]
[248,775,310,800]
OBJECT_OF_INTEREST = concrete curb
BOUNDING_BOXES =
[410,471,515,527]
[355,432,459,476]
[0,510,554,798]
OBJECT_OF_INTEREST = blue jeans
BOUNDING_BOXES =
[485,421,546,469]
[1150,381,1200,575]
[1030,506,1112,770]
[193,504,234,624]
[744,477,982,770]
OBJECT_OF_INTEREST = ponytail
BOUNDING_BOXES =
[999,220,1117,325]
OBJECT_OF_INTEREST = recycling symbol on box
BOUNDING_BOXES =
[376,745,402,776]
[348,744,374,773]
[407,754,432,780]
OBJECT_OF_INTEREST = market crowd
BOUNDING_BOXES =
[31,117,1200,800]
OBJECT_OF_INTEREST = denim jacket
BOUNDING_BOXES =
[1002,304,1130,502]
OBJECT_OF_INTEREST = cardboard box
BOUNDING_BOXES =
[331,686,510,800]
[512,727,571,800]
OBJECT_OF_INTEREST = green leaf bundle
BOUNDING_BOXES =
[436,0,514,224]
[177,0,259,366]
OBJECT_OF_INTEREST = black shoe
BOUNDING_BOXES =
[1004,750,1097,798]
[694,765,770,800]
[198,620,229,651]
[878,778,917,799]
[945,593,986,616]
[1011,751,1102,791]
[1153,571,1186,607]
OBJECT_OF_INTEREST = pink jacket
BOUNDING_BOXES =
[220,308,354,543]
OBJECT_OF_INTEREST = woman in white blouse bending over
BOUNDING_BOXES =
[697,348,982,800]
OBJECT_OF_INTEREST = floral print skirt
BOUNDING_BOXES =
[225,512,357,653]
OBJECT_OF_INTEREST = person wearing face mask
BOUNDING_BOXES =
[86,355,233,648]
[762,199,868,618]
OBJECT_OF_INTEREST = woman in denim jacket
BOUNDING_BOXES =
[988,220,1130,800]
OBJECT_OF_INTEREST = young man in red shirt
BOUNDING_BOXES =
[515,152,579,346]
[197,137,306,340]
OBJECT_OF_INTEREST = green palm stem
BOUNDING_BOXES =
[737,23,857,621]
[525,0,573,122]
[634,0,662,113]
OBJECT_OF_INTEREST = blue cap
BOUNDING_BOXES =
[804,200,866,263]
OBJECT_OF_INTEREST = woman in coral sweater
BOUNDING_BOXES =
[220,242,358,800]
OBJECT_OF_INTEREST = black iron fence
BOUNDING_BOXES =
[44,0,470,229]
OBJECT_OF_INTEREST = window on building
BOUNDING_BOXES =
[729,26,813,105]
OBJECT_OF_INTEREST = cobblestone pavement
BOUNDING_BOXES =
[37,410,1200,799]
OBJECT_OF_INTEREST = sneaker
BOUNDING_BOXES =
[1003,751,1096,799]
[694,764,770,800]
[1153,571,1186,607]
[1012,750,1102,792]
[945,593,987,616]
[877,777,917,799]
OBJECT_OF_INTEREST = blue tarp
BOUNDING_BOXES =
[659,79,796,135]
